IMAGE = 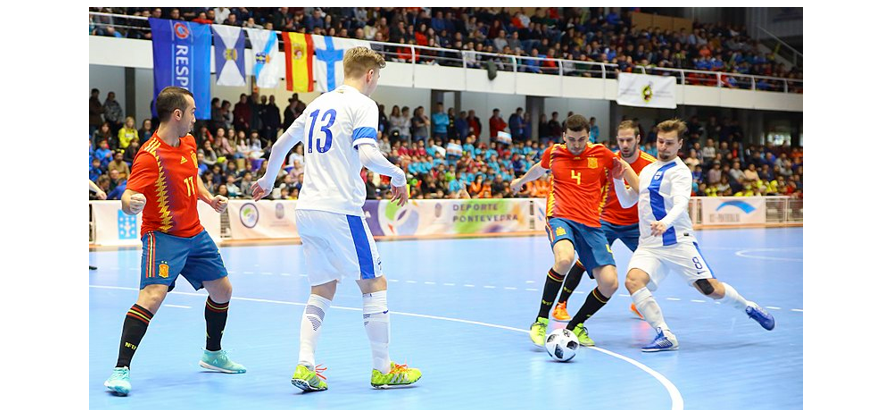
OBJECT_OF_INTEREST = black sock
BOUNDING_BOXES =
[537,268,565,320]
[566,288,610,330]
[205,298,229,351]
[558,261,585,304]
[116,304,154,368]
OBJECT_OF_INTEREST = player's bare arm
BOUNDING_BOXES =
[511,163,550,192]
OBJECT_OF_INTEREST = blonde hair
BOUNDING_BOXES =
[656,118,687,141]
[343,46,386,79]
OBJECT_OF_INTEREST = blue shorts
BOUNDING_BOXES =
[601,220,640,252]
[545,217,616,272]
[140,230,228,292]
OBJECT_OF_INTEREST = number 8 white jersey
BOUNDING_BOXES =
[287,85,379,216]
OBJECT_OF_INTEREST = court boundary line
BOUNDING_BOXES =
[90,284,684,410]
[734,248,804,262]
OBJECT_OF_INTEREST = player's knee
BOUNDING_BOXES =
[555,256,574,273]
[625,271,648,294]
[694,279,715,296]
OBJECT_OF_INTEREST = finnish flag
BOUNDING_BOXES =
[312,35,370,92]
[212,25,246,87]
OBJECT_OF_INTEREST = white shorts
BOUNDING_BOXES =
[295,209,383,286]
[628,241,715,291]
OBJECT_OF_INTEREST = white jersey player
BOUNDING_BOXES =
[252,47,421,390]
[612,118,775,352]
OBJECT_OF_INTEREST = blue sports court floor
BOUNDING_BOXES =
[89,227,803,410]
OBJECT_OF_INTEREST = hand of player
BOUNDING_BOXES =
[211,195,229,213]
[250,181,269,201]
[390,184,409,207]
[129,192,146,214]
[650,221,667,236]
[611,158,630,179]
[510,178,524,193]
[96,189,107,200]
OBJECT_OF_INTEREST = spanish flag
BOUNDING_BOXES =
[283,32,314,92]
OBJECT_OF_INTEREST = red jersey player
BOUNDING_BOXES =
[511,114,620,348]
[104,87,245,397]
[552,120,658,321]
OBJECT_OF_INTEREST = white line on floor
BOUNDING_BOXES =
[483,285,496,289]
[667,298,681,301]
[690,300,706,303]
[425,282,436,285]
[464,284,475,288]
[767,306,781,310]
[165,305,191,309]
[504,287,517,290]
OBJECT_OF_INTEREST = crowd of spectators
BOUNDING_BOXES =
[89,7,802,92]
[89,86,803,203]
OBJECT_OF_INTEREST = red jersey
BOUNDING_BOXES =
[600,150,657,226]
[126,134,204,238]
[541,143,617,227]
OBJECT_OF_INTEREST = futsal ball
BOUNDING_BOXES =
[545,328,579,362]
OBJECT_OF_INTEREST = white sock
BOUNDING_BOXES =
[298,294,331,369]
[632,287,669,332]
[720,282,751,312]
[363,290,391,374]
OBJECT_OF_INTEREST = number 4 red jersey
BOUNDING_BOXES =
[541,143,617,228]
[126,134,204,238]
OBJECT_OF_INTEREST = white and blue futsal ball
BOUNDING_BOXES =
[545,328,579,362]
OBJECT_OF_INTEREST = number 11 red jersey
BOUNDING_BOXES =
[126,134,204,238]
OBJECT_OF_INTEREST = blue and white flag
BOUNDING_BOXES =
[312,35,370,92]
[149,18,211,119]
[211,25,246,86]
[245,28,280,89]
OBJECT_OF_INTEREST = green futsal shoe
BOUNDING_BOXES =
[529,317,549,346]
[292,364,328,392]
[199,349,247,373]
[104,366,131,396]
[570,323,595,347]
[371,362,422,388]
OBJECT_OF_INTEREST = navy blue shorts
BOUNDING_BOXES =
[601,220,640,252]
[545,217,616,273]
[140,230,228,292]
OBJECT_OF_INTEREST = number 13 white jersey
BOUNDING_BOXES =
[286,85,379,216]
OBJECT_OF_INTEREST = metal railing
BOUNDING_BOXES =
[757,26,802,69]
[89,11,803,94]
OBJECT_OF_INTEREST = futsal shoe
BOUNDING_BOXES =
[745,303,776,331]
[570,323,596,347]
[642,328,679,352]
[292,364,328,392]
[551,301,571,321]
[371,362,422,388]
[199,349,247,373]
[630,303,645,319]
[104,366,131,396]
[529,317,549,346]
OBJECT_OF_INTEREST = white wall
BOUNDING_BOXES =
[89,64,127,117]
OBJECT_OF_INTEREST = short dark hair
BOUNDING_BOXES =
[91,88,99,94]
[156,86,193,123]
[564,114,589,132]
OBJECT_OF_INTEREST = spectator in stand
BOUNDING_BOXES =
[390,105,411,144]
[117,116,138,151]
[89,88,104,136]
[90,158,104,183]
[467,109,482,139]
[233,93,251,132]
[547,111,562,142]
[103,91,124,137]
[508,108,525,143]
[431,102,449,142]
[588,116,600,143]
[412,106,429,143]
[123,137,140,166]
[92,122,113,151]
[138,119,154,142]
[263,95,281,142]
[94,139,114,170]
[489,108,508,143]
[107,150,131,179]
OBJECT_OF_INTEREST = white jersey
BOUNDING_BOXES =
[286,85,379,216]
[634,157,695,248]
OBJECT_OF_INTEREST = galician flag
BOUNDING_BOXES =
[245,28,280,89]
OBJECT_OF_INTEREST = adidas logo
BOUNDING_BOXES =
[181,156,188,164]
